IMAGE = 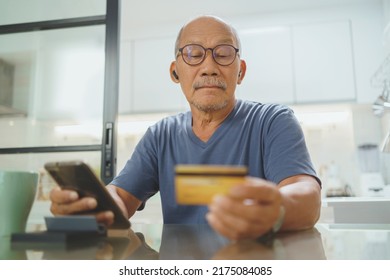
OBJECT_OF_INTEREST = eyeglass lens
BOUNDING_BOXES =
[180,44,238,66]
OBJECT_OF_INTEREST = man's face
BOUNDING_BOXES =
[171,18,245,113]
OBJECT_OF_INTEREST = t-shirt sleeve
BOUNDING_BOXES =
[110,127,159,207]
[262,105,320,185]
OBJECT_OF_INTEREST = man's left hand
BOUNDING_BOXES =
[206,177,283,240]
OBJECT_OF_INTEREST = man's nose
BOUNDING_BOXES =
[203,49,215,64]
[200,50,219,76]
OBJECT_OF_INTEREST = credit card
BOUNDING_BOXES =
[175,165,248,205]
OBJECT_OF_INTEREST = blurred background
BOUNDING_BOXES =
[0,0,389,224]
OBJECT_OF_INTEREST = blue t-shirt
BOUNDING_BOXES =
[111,99,319,224]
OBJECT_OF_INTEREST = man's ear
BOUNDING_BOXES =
[170,62,179,83]
[237,59,247,85]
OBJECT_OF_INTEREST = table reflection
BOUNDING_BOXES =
[1,229,142,260]
[5,223,390,260]
[155,224,326,260]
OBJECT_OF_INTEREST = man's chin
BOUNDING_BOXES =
[190,100,228,113]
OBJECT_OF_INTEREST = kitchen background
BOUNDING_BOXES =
[0,0,390,224]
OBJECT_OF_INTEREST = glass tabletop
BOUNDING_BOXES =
[1,223,390,260]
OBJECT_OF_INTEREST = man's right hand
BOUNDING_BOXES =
[49,186,115,226]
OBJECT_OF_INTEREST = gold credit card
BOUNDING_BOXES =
[175,165,248,205]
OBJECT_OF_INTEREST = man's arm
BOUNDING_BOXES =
[278,175,321,231]
[106,184,143,219]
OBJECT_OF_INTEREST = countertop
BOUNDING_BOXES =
[321,197,390,224]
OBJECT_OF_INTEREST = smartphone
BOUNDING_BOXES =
[44,160,130,229]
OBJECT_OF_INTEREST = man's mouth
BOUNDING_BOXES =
[193,78,227,91]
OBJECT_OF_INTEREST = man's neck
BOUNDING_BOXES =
[191,101,235,142]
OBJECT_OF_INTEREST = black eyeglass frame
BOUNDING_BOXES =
[177,44,240,66]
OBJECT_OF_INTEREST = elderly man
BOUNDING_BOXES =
[50,15,321,240]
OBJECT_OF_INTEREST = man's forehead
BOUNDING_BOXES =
[182,37,236,46]
[180,19,236,46]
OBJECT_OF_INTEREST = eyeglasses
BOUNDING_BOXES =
[177,44,239,66]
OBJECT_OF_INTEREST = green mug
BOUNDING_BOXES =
[0,236,27,259]
[0,170,38,237]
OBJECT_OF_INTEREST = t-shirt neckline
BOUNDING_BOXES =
[185,99,242,148]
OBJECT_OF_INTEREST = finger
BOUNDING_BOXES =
[229,183,280,204]
[207,209,265,240]
[49,186,79,204]
[208,196,267,240]
[95,211,115,226]
[212,194,270,225]
[208,194,281,239]
[50,197,97,215]
[227,197,280,227]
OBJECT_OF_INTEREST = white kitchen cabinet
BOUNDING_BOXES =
[352,17,384,103]
[131,37,187,113]
[292,21,356,103]
[237,27,295,104]
[237,21,357,105]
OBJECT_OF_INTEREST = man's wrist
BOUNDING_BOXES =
[272,205,285,233]
[255,205,285,242]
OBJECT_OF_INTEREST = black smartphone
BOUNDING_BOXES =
[44,160,130,229]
